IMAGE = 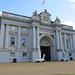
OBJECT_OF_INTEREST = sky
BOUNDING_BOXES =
[0,0,75,29]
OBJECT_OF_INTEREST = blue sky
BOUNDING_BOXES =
[0,0,75,29]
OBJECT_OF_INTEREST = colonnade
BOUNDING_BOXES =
[0,23,75,53]
[56,30,75,51]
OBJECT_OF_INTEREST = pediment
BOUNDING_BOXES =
[39,9,51,16]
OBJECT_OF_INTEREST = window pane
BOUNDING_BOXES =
[23,52,27,57]
[10,35,15,45]
[22,37,26,46]
[10,52,15,57]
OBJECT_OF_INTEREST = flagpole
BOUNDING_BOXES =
[42,0,46,10]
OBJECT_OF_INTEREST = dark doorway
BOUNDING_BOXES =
[40,46,51,61]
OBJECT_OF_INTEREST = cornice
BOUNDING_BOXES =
[62,28,74,31]
[30,19,40,23]
[40,22,54,27]
[1,16,30,23]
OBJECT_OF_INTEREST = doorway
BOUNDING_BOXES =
[40,46,51,61]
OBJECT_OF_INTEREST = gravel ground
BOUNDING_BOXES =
[0,61,75,75]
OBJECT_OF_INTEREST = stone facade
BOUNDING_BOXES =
[0,9,75,63]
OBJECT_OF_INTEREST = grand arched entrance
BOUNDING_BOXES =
[40,37,52,61]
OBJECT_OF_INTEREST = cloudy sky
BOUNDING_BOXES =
[0,0,75,29]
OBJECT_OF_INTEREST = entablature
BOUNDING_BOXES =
[1,11,30,23]
[61,30,74,34]
[1,19,30,27]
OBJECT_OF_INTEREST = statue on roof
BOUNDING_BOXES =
[33,11,38,16]
[31,10,39,21]
[55,16,60,22]
[53,16,61,25]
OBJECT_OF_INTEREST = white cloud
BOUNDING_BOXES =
[69,0,75,2]
[71,4,75,8]
[64,21,75,26]
[0,12,2,15]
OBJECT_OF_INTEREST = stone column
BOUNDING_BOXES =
[5,24,9,49]
[0,24,5,49]
[72,34,75,50]
[37,27,41,59]
[56,30,59,49]
[59,30,62,49]
[70,34,73,50]
[64,33,67,50]
[17,26,21,48]
[33,26,36,48]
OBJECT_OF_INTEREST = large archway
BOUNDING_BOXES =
[40,36,53,61]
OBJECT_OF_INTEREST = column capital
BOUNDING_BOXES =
[6,24,9,25]
[59,30,61,32]
[37,26,40,28]
[18,25,21,27]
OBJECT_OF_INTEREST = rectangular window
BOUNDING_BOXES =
[22,28,27,32]
[69,53,71,56]
[23,52,27,57]
[10,52,15,57]
[22,37,26,46]
[10,35,15,45]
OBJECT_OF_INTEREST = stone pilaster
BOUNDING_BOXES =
[59,30,62,49]
[36,26,41,59]
[64,33,67,50]
[17,26,21,49]
[56,30,59,49]
[0,23,5,49]
[33,26,36,49]
[70,34,73,51]
[72,34,75,50]
[5,24,9,49]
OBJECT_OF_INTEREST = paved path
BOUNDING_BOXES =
[0,61,75,75]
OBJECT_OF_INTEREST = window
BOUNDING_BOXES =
[22,37,26,46]
[22,28,27,32]
[10,35,15,45]
[10,26,16,31]
[22,52,27,57]
[43,16,49,22]
[69,53,71,56]
[10,52,15,57]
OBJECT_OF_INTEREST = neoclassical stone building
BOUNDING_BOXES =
[0,9,75,63]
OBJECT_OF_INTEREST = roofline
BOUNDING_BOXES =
[2,11,31,18]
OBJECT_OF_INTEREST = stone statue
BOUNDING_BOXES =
[42,54,45,59]
[53,16,61,25]
[31,11,39,21]
[55,16,60,22]
[33,11,38,16]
